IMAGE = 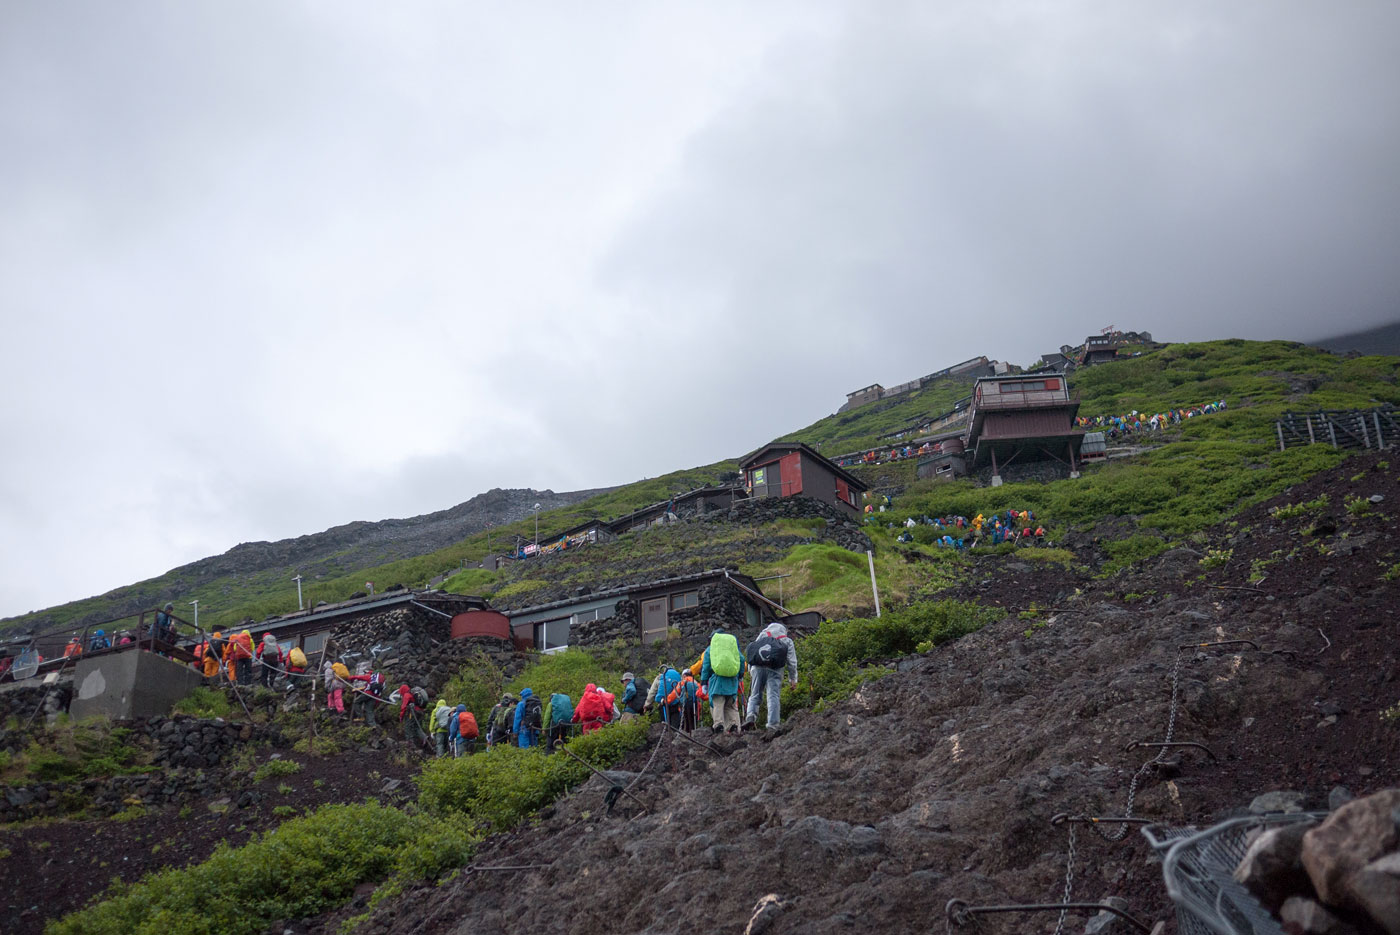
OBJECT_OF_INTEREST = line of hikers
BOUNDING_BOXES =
[189,629,304,688]
[886,509,1048,548]
[377,622,801,757]
[1076,399,1226,435]
[58,603,182,660]
[177,622,800,757]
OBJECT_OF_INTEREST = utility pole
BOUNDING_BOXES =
[533,502,541,548]
[188,599,199,628]
[293,574,304,610]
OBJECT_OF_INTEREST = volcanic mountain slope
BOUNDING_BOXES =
[324,453,1399,935]
[1,485,611,635]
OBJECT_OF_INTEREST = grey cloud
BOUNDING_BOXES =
[3,2,1398,617]
[602,1,1400,379]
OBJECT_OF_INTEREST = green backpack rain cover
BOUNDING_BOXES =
[708,632,741,678]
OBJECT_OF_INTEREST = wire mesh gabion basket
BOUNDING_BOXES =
[1141,813,1323,935]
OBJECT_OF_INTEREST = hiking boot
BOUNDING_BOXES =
[712,724,724,735]
[741,716,756,731]
[727,725,740,735]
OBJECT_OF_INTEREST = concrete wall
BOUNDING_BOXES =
[70,651,206,721]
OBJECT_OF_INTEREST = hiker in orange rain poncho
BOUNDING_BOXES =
[202,632,222,679]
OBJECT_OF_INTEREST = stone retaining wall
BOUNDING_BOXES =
[974,459,1074,486]
[703,495,873,553]
[0,681,72,727]
[329,607,530,695]
[0,715,280,823]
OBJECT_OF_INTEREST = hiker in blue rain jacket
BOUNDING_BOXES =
[699,636,748,734]
[513,687,540,748]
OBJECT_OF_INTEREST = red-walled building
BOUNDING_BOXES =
[737,441,868,518]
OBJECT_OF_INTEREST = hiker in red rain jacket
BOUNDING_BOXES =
[390,684,429,750]
[572,683,609,734]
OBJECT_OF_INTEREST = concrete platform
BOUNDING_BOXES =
[69,649,205,720]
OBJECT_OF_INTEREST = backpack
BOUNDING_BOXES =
[368,673,385,697]
[434,705,453,731]
[746,634,789,670]
[331,662,349,681]
[656,668,681,705]
[521,696,543,730]
[549,693,573,726]
[487,705,509,737]
[625,678,647,714]
[288,647,307,668]
[665,675,697,707]
[411,687,429,708]
[458,711,478,740]
[708,632,741,678]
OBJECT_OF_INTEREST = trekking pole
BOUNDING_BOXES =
[663,720,728,757]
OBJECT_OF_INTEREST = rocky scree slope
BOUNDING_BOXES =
[324,457,1398,935]
[0,715,421,935]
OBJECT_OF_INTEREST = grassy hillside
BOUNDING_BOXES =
[778,375,973,455]
[8,340,1397,636]
[2,461,738,636]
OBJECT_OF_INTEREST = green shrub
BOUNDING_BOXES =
[1345,496,1372,516]
[13,720,151,784]
[786,600,1005,713]
[1200,548,1233,568]
[172,686,233,720]
[1018,548,1077,567]
[439,567,500,596]
[416,717,651,830]
[491,579,551,601]
[503,648,628,710]
[1273,494,1330,520]
[47,802,476,935]
[252,759,303,782]
[1100,535,1170,576]
[439,652,510,724]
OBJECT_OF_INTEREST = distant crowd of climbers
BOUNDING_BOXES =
[836,443,936,468]
[1077,399,1226,437]
[880,508,1048,550]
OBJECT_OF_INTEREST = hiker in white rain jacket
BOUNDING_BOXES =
[743,622,798,731]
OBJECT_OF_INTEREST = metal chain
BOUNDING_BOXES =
[1052,823,1077,935]
[623,722,672,794]
[1092,648,1187,842]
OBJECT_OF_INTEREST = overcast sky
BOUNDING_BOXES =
[3,2,1398,618]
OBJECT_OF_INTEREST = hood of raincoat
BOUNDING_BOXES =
[761,623,789,640]
[519,687,533,699]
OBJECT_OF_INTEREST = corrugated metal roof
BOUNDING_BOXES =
[499,569,763,619]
